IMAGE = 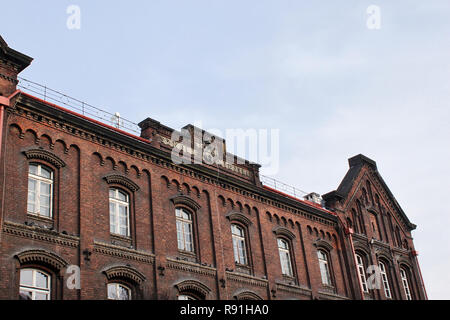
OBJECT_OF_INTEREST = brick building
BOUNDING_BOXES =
[0,36,427,300]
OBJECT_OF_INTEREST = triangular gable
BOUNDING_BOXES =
[323,154,416,231]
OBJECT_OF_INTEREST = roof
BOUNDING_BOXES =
[0,35,33,72]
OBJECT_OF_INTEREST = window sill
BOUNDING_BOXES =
[234,264,252,276]
[177,251,197,263]
[281,274,298,286]
[26,214,54,227]
[111,234,133,248]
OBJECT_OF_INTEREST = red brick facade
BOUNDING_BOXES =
[0,36,427,300]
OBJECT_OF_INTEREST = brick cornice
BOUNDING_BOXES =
[93,241,155,264]
[3,221,79,248]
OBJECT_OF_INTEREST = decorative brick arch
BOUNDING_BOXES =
[234,290,263,300]
[23,148,66,168]
[313,239,333,251]
[103,266,146,285]
[174,279,211,299]
[170,193,201,211]
[104,174,140,192]
[226,211,252,226]
[15,249,68,271]
[273,226,296,240]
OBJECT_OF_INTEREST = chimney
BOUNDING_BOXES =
[0,35,33,97]
[304,192,324,207]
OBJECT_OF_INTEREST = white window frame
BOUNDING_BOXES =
[19,268,51,300]
[379,261,392,299]
[178,294,197,300]
[109,188,130,237]
[107,283,131,300]
[278,238,294,277]
[318,250,333,286]
[27,164,53,218]
[231,224,248,266]
[176,208,195,253]
[400,268,412,300]
[356,254,369,293]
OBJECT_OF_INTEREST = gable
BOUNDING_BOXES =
[323,154,416,232]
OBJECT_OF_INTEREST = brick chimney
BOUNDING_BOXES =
[0,35,33,97]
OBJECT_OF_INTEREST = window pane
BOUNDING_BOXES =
[40,182,51,195]
[118,286,130,300]
[29,164,38,175]
[40,167,52,179]
[20,270,33,287]
[35,271,49,289]
[117,191,127,202]
[19,290,33,300]
[108,284,117,300]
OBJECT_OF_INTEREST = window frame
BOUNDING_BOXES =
[277,237,294,278]
[109,187,131,238]
[19,268,52,301]
[175,207,195,254]
[27,163,54,218]
[107,282,132,300]
[317,249,333,287]
[231,223,249,267]
[379,261,392,299]
[356,253,369,293]
[400,267,413,300]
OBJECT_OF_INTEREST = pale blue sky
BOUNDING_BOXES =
[2,1,449,299]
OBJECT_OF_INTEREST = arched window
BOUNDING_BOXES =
[27,164,53,217]
[317,250,332,286]
[19,268,51,300]
[277,238,293,277]
[395,226,402,248]
[379,261,392,299]
[178,294,198,300]
[231,224,248,266]
[109,188,130,237]
[176,208,194,253]
[400,267,412,300]
[356,254,369,293]
[107,283,131,300]
[351,209,360,234]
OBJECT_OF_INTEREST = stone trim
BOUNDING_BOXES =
[313,239,333,251]
[234,290,263,300]
[93,241,155,264]
[226,211,252,226]
[15,249,68,271]
[170,194,201,211]
[23,148,66,168]
[166,258,216,278]
[3,221,79,248]
[225,271,269,288]
[104,174,140,192]
[175,279,211,298]
[103,266,146,284]
[317,290,350,300]
[275,282,312,297]
[273,226,296,240]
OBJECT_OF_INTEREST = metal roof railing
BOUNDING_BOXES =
[260,175,309,199]
[17,77,141,134]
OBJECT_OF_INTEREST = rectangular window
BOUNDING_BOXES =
[27,164,53,218]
